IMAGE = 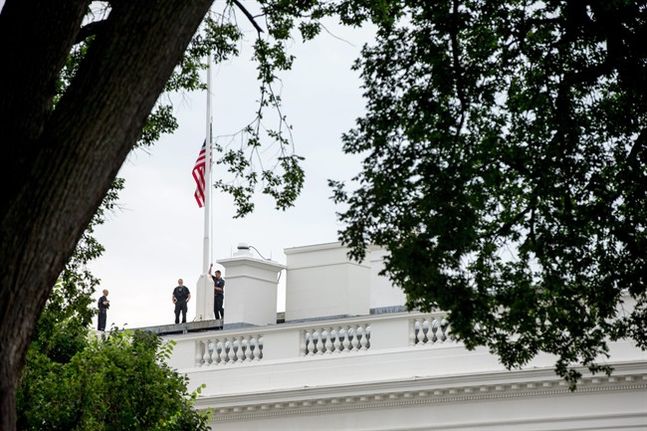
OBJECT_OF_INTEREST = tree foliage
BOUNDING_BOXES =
[63,2,306,213]
[2,2,646,429]
[18,331,208,431]
[323,0,647,386]
[200,0,647,385]
[18,179,208,431]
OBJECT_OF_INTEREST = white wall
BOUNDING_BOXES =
[164,310,647,431]
[205,387,647,431]
[169,242,647,431]
[285,242,370,320]
[217,254,285,326]
[369,247,406,309]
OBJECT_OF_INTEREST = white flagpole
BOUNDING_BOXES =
[202,53,212,275]
[195,36,215,321]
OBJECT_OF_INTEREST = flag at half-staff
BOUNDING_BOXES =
[192,141,207,208]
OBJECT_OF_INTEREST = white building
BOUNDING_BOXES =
[164,242,647,430]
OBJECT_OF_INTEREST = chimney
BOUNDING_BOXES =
[284,242,370,321]
[368,247,406,311]
[217,243,285,327]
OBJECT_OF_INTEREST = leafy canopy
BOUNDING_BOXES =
[180,0,646,385]
[67,1,311,217]
[18,178,208,431]
[116,0,645,386]
[323,0,647,386]
[30,0,647,395]
[18,329,209,431]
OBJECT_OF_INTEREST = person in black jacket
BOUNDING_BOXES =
[97,289,110,331]
[172,279,191,324]
[209,264,225,321]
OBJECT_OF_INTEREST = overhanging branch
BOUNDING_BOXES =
[75,20,108,44]
[231,0,264,35]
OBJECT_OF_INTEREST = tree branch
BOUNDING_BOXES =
[75,20,108,44]
[490,206,533,239]
[231,0,264,35]
[449,0,467,139]
[0,1,213,428]
[0,0,87,167]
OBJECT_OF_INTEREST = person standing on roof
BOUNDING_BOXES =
[172,278,190,324]
[97,289,110,331]
[209,264,225,321]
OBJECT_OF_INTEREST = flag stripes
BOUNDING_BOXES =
[193,141,206,207]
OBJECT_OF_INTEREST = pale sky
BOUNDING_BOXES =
[88,18,374,329]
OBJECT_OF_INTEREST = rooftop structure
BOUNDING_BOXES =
[163,242,647,431]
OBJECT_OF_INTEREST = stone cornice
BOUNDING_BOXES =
[216,256,285,271]
[194,362,647,423]
[286,260,371,271]
[284,241,343,254]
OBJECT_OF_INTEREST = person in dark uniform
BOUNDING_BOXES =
[97,289,110,331]
[209,264,225,321]
[172,278,191,324]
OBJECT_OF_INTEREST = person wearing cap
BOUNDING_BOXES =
[97,289,110,331]
[209,264,225,321]
[172,278,191,324]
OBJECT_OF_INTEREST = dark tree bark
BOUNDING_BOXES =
[0,0,213,429]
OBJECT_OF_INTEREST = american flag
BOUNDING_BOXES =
[192,141,206,207]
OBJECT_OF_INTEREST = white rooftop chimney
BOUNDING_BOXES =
[217,243,285,327]
[284,242,370,321]
[369,247,406,310]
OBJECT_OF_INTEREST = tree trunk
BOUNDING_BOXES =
[0,0,213,429]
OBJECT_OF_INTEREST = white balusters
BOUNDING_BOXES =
[341,328,350,351]
[440,318,449,341]
[257,336,264,360]
[220,338,230,363]
[430,319,438,343]
[243,338,252,361]
[314,329,323,355]
[227,338,237,362]
[323,329,333,354]
[215,340,224,365]
[349,327,359,350]
[194,314,451,366]
[416,319,425,344]
[303,323,371,356]
[356,326,366,350]
[202,338,212,365]
[305,330,315,355]
[422,319,431,343]
[331,328,341,353]
[236,338,245,362]
[196,334,264,366]
[209,340,218,365]
[412,316,452,346]
[249,336,259,361]
[195,341,205,367]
